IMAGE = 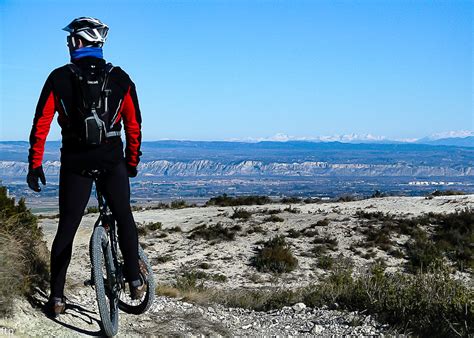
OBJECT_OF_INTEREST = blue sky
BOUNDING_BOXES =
[0,0,472,141]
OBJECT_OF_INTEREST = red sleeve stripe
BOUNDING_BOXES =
[30,91,56,169]
[121,86,141,167]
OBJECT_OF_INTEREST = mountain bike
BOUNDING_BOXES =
[83,169,155,336]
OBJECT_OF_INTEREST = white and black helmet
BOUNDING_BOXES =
[63,17,109,47]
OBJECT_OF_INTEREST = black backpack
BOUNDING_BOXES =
[67,62,119,145]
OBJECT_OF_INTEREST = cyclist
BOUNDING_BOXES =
[26,17,148,317]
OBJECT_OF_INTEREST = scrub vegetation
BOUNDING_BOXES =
[157,261,472,337]
[0,186,49,317]
[355,208,474,272]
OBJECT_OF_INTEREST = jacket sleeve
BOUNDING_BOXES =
[121,80,142,168]
[28,74,57,169]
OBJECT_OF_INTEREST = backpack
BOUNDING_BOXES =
[67,62,120,145]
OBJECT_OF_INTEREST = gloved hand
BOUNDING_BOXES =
[27,165,46,192]
[127,165,138,178]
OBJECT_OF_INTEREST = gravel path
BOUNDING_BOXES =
[1,292,388,336]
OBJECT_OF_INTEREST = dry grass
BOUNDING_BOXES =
[0,186,49,317]
[0,231,24,315]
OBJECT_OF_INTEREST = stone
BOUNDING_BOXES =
[312,324,325,334]
[292,303,306,312]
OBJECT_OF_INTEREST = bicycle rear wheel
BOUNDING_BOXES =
[118,245,155,314]
[91,226,119,336]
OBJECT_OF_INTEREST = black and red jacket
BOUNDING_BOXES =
[28,56,142,172]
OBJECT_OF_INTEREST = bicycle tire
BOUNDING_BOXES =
[118,245,155,314]
[91,226,119,336]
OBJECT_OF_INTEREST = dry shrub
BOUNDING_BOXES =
[0,231,24,316]
[0,186,49,317]
[252,235,298,273]
[189,223,240,241]
[263,215,284,223]
[230,208,252,220]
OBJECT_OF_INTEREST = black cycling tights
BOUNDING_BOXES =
[50,160,140,298]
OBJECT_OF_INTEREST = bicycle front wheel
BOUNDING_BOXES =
[91,226,119,336]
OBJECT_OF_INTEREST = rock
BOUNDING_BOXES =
[312,324,325,334]
[292,303,306,312]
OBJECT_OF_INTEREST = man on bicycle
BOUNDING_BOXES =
[26,17,147,317]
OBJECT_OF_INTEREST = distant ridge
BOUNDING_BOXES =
[415,136,474,147]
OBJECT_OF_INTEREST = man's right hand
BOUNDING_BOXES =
[126,164,138,178]
[27,165,46,192]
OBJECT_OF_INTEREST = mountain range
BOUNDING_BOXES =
[227,132,474,147]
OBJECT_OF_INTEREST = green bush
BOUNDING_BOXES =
[189,223,239,241]
[355,210,394,221]
[152,255,174,264]
[252,235,298,273]
[230,208,252,220]
[206,194,272,207]
[265,209,282,215]
[317,255,335,270]
[170,200,187,209]
[146,221,163,231]
[431,208,474,271]
[263,214,284,223]
[356,209,474,272]
[198,262,211,269]
[405,229,442,273]
[287,229,302,238]
[283,206,300,214]
[431,190,466,196]
[312,235,338,251]
[314,219,330,227]
[303,197,321,204]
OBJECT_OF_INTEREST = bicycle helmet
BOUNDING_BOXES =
[63,17,109,47]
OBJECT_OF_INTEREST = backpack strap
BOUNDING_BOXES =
[67,63,92,111]
[101,63,114,118]
[102,63,114,92]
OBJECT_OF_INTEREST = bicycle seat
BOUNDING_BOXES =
[81,169,107,180]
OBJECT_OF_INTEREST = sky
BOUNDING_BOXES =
[0,0,472,141]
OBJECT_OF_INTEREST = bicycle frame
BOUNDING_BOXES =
[85,169,155,335]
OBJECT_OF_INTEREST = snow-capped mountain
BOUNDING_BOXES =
[423,130,474,141]
[226,130,473,146]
